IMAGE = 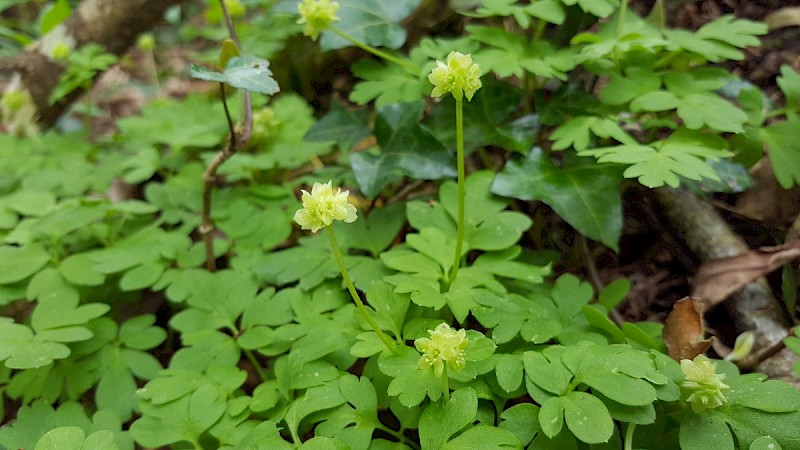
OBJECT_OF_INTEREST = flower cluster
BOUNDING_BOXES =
[297,0,339,41]
[293,181,357,233]
[415,323,469,378]
[680,355,730,413]
[428,51,482,102]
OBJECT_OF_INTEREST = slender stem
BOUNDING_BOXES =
[613,0,629,70]
[441,365,450,399]
[200,1,253,271]
[624,423,636,450]
[377,425,421,450]
[326,226,397,352]
[329,26,420,75]
[243,348,268,382]
[448,97,466,286]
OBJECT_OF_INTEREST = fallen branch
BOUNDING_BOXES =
[655,187,798,382]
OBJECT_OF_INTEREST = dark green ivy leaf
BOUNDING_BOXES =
[351,101,455,197]
[492,148,623,250]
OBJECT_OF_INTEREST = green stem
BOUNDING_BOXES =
[441,364,450,399]
[326,226,397,353]
[447,97,466,287]
[378,425,421,450]
[243,348,268,382]
[624,423,636,450]
[329,26,420,75]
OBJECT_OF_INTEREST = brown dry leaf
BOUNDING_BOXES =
[693,240,800,308]
[663,297,712,361]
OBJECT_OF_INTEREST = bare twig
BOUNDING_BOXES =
[199,0,254,271]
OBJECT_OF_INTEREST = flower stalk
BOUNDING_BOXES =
[427,51,482,287]
[293,181,396,353]
[326,225,397,353]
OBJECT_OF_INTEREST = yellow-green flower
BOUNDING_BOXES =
[680,355,730,413]
[297,0,339,41]
[51,42,70,60]
[415,323,469,377]
[428,51,482,101]
[293,181,357,233]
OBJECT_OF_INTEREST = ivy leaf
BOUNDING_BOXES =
[351,101,455,197]
[760,118,800,188]
[493,148,623,250]
[318,0,421,50]
[304,101,371,151]
[190,55,279,95]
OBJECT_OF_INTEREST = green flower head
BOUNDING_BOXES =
[680,355,730,413]
[297,0,339,41]
[415,323,469,378]
[428,51,482,101]
[293,180,357,233]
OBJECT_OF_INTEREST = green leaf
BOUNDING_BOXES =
[760,118,800,188]
[562,391,613,444]
[750,436,782,450]
[727,375,800,412]
[538,397,564,438]
[499,403,540,446]
[0,243,51,284]
[118,262,164,291]
[59,253,104,286]
[419,388,478,450]
[318,0,421,50]
[777,65,800,113]
[582,128,730,188]
[335,203,405,257]
[349,59,425,106]
[441,425,522,450]
[351,101,455,197]
[496,354,524,392]
[39,0,71,34]
[190,55,279,95]
[598,278,631,310]
[492,148,623,250]
[680,412,735,450]
[468,25,577,80]
[304,101,370,151]
[0,318,70,369]
[676,93,747,133]
[284,379,347,439]
[524,349,572,396]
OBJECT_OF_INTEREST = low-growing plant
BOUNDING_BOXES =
[1,0,799,449]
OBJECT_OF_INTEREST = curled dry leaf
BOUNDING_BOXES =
[692,240,800,308]
[663,297,713,361]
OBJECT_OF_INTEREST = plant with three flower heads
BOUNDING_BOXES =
[415,322,469,395]
[679,354,730,413]
[294,181,396,352]
[428,51,482,286]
